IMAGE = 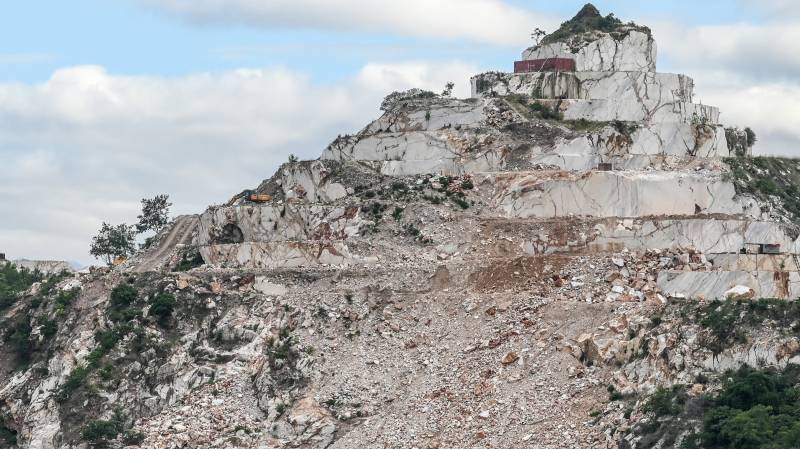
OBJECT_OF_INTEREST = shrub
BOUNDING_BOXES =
[54,288,80,312]
[643,386,685,417]
[392,207,404,221]
[0,421,16,446]
[150,293,176,326]
[174,249,204,272]
[450,196,470,210]
[108,284,138,323]
[8,321,32,365]
[57,365,90,400]
[40,319,58,339]
[82,415,122,444]
[121,430,145,445]
[0,263,42,310]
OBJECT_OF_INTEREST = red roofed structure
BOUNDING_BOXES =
[514,58,576,73]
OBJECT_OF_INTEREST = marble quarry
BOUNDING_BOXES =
[195,6,791,300]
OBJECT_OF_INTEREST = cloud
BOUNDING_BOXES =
[692,71,800,156]
[646,18,800,155]
[654,20,800,81]
[139,0,555,46]
[0,61,477,264]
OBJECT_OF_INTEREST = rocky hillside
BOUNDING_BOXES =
[2,4,799,449]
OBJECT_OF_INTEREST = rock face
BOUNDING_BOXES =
[1,5,792,449]
[522,4,656,72]
[193,2,776,287]
[11,260,74,275]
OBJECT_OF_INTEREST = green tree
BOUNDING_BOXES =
[89,222,137,266]
[136,194,171,233]
[150,292,176,326]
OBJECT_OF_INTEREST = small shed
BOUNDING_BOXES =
[514,58,577,73]
[596,163,614,171]
[743,243,782,255]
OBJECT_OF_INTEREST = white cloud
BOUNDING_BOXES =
[140,0,556,46]
[654,20,800,80]
[647,18,800,155]
[0,61,477,264]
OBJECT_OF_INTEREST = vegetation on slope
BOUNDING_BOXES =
[724,156,800,230]
[629,365,800,449]
[692,298,800,355]
[0,263,42,310]
[540,3,651,47]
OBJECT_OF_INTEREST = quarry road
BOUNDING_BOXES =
[134,215,199,273]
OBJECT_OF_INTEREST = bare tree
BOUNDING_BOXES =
[531,28,547,45]
[442,82,455,97]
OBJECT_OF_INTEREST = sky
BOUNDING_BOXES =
[1,0,799,265]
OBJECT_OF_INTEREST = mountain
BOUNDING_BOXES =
[2,5,798,449]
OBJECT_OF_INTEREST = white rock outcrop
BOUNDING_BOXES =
[522,30,656,72]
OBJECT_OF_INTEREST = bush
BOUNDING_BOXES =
[121,430,145,445]
[8,321,32,365]
[643,386,685,417]
[57,365,90,401]
[174,249,204,272]
[82,416,122,444]
[528,102,563,121]
[0,421,16,446]
[0,263,42,310]
[108,284,139,322]
[150,293,176,326]
[54,288,80,313]
[450,196,470,210]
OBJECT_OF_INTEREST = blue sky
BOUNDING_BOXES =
[1,0,798,264]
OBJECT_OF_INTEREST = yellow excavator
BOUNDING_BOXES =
[226,190,272,206]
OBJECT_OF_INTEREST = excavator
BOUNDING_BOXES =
[226,190,272,206]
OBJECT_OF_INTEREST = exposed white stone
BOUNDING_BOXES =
[657,270,800,300]
[200,242,351,269]
[253,277,288,296]
[521,31,656,72]
[587,219,798,254]
[197,204,362,246]
[487,171,744,218]
[473,71,691,104]
[280,160,348,202]
[12,259,74,275]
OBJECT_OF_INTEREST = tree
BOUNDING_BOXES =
[531,28,547,45]
[136,195,171,234]
[745,127,757,147]
[90,223,137,266]
[442,82,455,97]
